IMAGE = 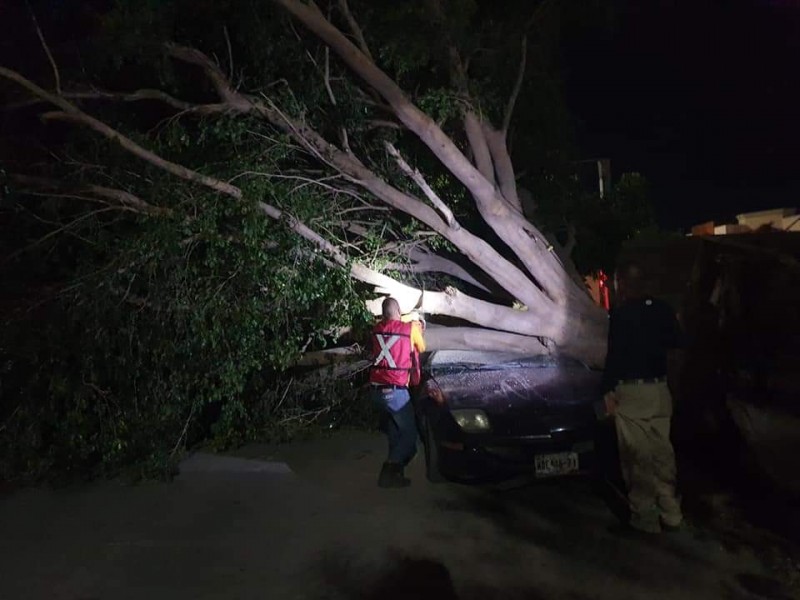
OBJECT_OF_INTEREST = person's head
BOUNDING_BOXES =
[614,261,646,301]
[382,297,402,320]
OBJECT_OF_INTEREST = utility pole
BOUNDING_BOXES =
[574,158,612,198]
[597,159,611,199]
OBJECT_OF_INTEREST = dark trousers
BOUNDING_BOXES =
[371,387,418,465]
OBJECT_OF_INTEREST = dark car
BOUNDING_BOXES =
[414,350,603,483]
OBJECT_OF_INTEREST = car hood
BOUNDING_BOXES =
[431,366,601,415]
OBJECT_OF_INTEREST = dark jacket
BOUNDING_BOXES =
[602,296,683,393]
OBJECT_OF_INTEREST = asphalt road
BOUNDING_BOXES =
[0,430,794,599]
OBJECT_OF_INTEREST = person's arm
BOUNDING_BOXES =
[410,321,426,353]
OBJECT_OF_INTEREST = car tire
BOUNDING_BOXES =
[423,417,445,483]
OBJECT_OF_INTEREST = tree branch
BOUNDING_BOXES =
[43,110,243,198]
[246,97,550,309]
[223,25,234,82]
[355,267,559,339]
[336,0,374,61]
[425,325,549,355]
[324,46,352,152]
[0,67,242,199]
[482,123,522,212]
[8,173,170,216]
[4,207,119,263]
[86,88,196,110]
[0,65,570,349]
[2,89,227,115]
[384,142,458,229]
[385,246,490,293]
[270,0,509,218]
[502,36,527,134]
[366,119,402,130]
[164,43,252,111]
[169,22,563,312]
[463,111,496,188]
[27,2,61,95]
[1,53,553,318]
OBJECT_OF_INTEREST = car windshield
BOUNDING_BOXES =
[428,350,586,373]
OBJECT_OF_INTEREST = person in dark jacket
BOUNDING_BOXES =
[369,297,425,488]
[603,262,684,533]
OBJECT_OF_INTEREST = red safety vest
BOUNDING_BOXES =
[370,320,413,386]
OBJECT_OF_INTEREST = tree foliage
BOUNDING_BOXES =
[0,113,371,480]
[0,0,647,480]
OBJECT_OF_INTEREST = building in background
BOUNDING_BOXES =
[691,207,799,236]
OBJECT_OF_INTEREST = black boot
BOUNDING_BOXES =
[378,462,411,488]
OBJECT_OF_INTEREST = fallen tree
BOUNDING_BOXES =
[1,0,607,366]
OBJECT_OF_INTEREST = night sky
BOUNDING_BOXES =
[563,0,800,230]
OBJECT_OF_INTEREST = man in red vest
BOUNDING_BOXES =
[370,297,426,488]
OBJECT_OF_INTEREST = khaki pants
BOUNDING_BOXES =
[615,381,683,532]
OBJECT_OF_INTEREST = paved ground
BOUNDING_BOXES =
[0,430,796,599]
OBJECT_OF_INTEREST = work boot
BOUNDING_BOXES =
[378,462,411,488]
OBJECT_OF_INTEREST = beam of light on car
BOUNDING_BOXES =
[451,409,491,433]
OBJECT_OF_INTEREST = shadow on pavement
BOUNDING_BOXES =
[319,549,593,600]
[436,478,719,590]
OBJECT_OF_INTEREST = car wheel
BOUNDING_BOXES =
[423,417,445,483]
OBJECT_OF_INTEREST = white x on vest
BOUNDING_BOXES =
[374,334,401,368]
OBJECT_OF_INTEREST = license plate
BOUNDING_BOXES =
[534,452,579,477]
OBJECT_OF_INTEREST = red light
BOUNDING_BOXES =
[597,269,610,310]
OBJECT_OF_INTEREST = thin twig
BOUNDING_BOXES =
[274,378,295,414]
[335,205,390,215]
[384,142,459,229]
[223,25,234,82]
[0,406,22,434]
[337,0,373,60]
[10,173,170,215]
[323,46,352,153]
[117,274,137,307]
[227,171,365,203]
[3,207,118,264]
[170,403,196,459]
[502,35,527,134]
[26,1,61,94]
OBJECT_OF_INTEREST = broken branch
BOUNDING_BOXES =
[502,36,527,134]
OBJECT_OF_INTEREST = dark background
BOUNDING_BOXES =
[563,0,800,230]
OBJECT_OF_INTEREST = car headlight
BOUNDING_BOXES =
[451,409,491,433]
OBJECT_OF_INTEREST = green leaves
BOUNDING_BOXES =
[0,154,369,482]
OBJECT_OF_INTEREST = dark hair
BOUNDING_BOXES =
[382,297,401,319]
